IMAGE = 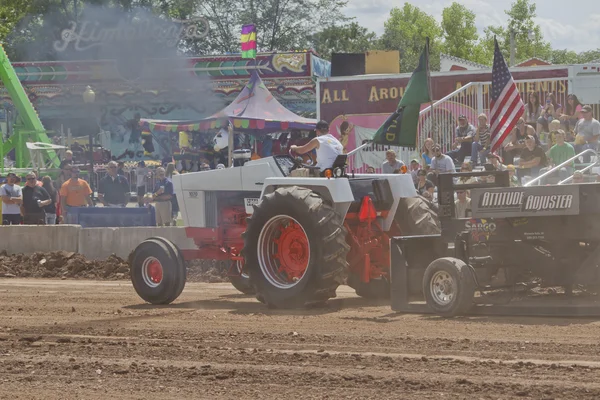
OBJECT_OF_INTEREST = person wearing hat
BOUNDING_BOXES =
[0,172,23,225]
[447,115,475,163]
[430,144,455,176]
[573,104,600,163]
[59,167,93,223]
[486,152,507,171]
[21,171,52,225]
[290,120,343,172]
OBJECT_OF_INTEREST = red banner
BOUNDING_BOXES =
[319,67,568,122]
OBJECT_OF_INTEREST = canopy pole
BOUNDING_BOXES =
[227,120,234,167]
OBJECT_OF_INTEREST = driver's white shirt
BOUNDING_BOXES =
[315,134,343,170]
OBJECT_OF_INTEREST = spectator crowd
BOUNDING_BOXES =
[368,92,599,219]
[2,91,599,226]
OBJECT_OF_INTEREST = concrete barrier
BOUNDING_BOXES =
[0,225,80,254]
[88,227,197,260]
[77,227,120,260]
[1,225,197,260]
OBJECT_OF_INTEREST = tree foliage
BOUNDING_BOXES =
[0,0,350,61]
[379,3,442,73]
[0,0,598,68]
[309,22,377,60]
[440,2,478,61]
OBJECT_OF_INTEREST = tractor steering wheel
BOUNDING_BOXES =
[288,148,315,169]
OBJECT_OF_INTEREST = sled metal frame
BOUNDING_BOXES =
[390,236,600,317]
[390,169,600,317]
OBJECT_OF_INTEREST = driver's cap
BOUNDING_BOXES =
[316,120,329,131]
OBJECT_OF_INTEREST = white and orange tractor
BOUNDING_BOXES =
[129,152,439,308]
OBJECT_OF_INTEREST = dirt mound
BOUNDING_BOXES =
[0,251,231,283]
[0,251,129,280]
[186,260,230,283]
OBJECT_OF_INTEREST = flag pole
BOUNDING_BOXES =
[425,37,435,151]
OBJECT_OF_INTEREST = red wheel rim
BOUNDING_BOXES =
[257,215,310,288]
[142,257,163,287]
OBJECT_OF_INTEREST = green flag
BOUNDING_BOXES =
[372,39,431,147]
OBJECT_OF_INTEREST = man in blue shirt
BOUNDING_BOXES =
[151,167,174,226]
[98,161,130,207]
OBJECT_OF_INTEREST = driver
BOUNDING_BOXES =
[290,120,343,171]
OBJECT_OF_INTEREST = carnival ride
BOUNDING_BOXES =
[0,44,61,172]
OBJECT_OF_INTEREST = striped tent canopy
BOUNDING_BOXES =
[141,71,317,133]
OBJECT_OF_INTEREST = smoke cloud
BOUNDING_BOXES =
[14,5,222,117]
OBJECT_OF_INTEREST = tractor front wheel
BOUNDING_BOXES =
[423,257,475,317]
[243,187,349,308]
[229,260,255,295]
[130,237,186,304]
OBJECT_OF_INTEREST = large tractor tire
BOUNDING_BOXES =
[395,195,441,236]
[243,187,349,308]
[229,260,255,295]
[423,257,475,317]
[130,237,186,305]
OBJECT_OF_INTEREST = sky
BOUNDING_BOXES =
[343,0,600,53]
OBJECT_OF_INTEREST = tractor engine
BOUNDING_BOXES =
[220,206,248,248]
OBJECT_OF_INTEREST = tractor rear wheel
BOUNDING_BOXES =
[395,195,441,236]
[229,260,255,295]
[243,187,349,308]
[130,237,186,305]
[423,257,475,317]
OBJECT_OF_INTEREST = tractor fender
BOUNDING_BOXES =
[260,177,354,219]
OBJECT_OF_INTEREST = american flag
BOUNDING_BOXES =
[490,38,525,152]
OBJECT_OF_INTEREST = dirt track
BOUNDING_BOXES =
[2,279,600,399]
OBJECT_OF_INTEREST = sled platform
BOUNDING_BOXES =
[390,237,600,317]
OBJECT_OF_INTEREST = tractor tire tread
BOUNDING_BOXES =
[244,186,348,308]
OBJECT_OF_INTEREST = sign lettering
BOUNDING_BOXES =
[244,198,260,214]
[471,186,579,218]
[54,18,210,52]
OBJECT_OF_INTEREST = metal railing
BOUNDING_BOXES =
[91,168,158,194]
[558,163,598,184]
[339,76,571,173]
[416,78,570,154]
[559,158,599,184]
[524,148,597,186]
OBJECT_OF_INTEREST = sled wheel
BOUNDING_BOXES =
[423,257,475,317]
[347,274,390,299]
[229,260,255,295]
[130,237,186,305]
[243,186,349,308]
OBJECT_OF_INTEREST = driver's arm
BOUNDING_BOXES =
[291,138,319,155]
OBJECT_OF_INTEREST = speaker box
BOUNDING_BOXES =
[331,53,365,77]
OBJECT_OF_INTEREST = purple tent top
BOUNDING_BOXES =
[139,71,317,133]
[202,71,317,132]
